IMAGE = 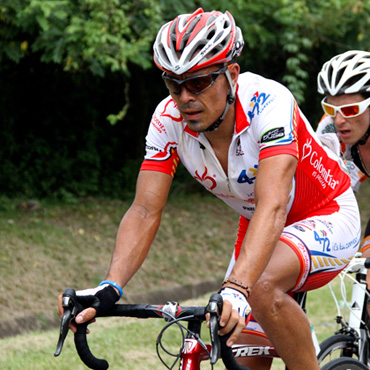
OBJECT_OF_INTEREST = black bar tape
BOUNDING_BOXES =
[74,322,109,370]
[219,334,251,370]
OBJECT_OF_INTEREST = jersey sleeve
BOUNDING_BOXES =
[251,87,300,161]
[140,98,181,177]
[315,114,343,158]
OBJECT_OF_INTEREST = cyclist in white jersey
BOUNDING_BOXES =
[58,9,361,369]
[316,49,370,311]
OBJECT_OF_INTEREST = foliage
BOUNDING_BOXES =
[1,0,162,74]
[0,0,370,198]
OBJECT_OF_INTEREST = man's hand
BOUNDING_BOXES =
[219,287,251,347]
[57,284,120,333]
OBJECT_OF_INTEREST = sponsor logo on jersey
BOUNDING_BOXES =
[145,145,161,152]
[332,236,360,251]
[314,230,330,252]
[236,137,244,156]
[152,114,167,134]
[301,138,340,190]
[293,225,306,232]
[237,165,258,185]
[247,91,274,121]
[261,127,285,143]
[194,167,217,190]
[150,142,177,161]
[160,99,182,122]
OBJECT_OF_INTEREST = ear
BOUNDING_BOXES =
[229,63,240,87]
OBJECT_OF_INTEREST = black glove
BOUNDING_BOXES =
[76,283,120,316]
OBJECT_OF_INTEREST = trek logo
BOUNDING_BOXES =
[182,339,197,354]
[301,138,339,190]
[261,127,285,143]
[233,345,273,358]
[194,167,217,190]
[248,91,272,121]
[237,165,258,185]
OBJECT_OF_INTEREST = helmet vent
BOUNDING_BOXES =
[153,8,244,74]
[207,30,215,40]
[317,50,370,95]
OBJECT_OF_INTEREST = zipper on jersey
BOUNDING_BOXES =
[196,135,233,193]
[226,177,231,192]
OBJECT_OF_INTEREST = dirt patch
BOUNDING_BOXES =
[0,278,222,338]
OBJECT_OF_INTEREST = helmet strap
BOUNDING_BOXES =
[358,122,370,145]
[205,69,236,132]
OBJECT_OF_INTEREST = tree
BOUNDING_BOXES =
[1,0,369,198]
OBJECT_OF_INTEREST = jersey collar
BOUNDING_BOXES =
[235,85,250,135]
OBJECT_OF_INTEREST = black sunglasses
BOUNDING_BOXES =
[162,66,229,95]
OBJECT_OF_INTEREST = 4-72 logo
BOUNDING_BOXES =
[237,165,258,185]
[248,92,271,120]
[314,230,330,252]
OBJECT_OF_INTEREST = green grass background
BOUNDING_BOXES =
[0,180,368,369]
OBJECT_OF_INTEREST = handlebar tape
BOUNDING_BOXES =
[75,322,109,370]
[219,334,251,370]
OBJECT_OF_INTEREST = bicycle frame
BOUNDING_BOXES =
[321,256,370,366]
[179,319,281,370]
[341,257,369,365]
[181,321,213,369]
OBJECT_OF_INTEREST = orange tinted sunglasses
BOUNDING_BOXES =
[321,97,370,118]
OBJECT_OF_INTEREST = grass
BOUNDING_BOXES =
[0,193,238,334]
[0,279,352,370]
[0,179,368,368]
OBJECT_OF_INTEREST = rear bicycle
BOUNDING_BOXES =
[317,256,370,367]
[320,357,368,370]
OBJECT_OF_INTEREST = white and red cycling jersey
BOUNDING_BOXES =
[141,72,351,225]
[316,114,368,193]
[141,71,361,337]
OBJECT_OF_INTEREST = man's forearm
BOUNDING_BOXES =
[105,204,162,288]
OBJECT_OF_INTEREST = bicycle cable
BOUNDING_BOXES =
[155,312,214,369]
[328,283,341,319]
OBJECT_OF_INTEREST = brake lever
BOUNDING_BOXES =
[54,288,79,357]
[207,293,223,365]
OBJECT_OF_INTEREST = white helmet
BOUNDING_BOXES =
[153,8,244,75]
[317,50,370,95]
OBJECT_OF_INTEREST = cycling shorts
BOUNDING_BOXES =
[225,188,361,338]
[361,235,370,254]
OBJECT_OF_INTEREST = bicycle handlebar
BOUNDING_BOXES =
[344,257,370,274]
[55,289,250,370]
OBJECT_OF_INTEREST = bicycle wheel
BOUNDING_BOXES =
[317,334,359,366]
[320,357,368,370]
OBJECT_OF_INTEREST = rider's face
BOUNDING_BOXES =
[166,65,239,132]
[326,94,370,145]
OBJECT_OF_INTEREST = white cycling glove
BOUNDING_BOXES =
[219,287,251,318]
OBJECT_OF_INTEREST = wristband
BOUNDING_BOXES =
[99,280,123,299]
[222,277,251,298]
